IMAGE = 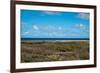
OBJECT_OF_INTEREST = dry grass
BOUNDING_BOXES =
[21,40,89,63]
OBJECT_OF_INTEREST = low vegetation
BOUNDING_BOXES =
[21,40,89,63]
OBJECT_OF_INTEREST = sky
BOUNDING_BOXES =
[21,9,90,38]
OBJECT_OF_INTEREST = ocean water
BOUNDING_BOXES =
[21,38,89,40]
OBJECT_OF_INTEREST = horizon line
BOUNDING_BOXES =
[21,38,89,40]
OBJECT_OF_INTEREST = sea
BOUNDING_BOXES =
[21,38,89,40]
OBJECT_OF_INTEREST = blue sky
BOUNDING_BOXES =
[21,9,90,38]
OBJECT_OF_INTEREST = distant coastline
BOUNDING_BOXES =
[21,38,89,40]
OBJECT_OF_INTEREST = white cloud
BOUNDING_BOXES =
[22,31,30,36]
[78,13,89,20]
[58,27,62,30]
[33,25,39,30]
[79,24,84,28]
[75,23,85,29]
[25,31,29,34]
[43,11,61,15]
